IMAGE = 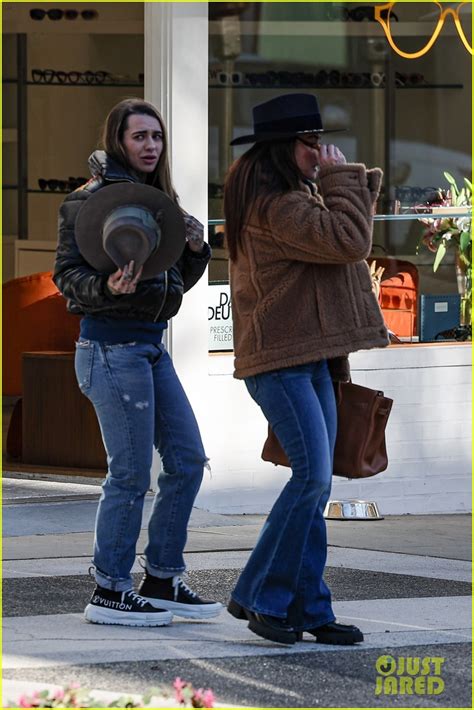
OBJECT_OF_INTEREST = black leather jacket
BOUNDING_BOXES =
[53,151,211,322]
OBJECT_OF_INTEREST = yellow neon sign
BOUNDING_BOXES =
[375,2,473,59]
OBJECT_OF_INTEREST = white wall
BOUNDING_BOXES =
[194,345,472,516]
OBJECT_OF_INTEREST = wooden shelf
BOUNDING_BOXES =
[209,84,463,90]
[209,20,463,38]
[26,82,143,88]
[28,190,74,194]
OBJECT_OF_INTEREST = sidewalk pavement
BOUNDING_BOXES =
[3,473,470,560]
[2,472,472,708]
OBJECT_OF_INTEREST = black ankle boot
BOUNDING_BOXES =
[299,621,364,645]
[228,598,297,645]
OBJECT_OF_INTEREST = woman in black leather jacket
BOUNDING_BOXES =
[54,98,222,627]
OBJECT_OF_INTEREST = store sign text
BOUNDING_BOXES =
[208,285,234,351]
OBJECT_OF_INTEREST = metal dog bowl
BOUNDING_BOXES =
[324,499,384,520]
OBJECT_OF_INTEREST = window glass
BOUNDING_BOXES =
[208,1,472,345]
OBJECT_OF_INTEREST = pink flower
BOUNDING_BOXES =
[17,695,33,708]
[192,688,204,707]
[173,678,186,692]
[171,678,214,708]
[173,677,187,705]
[202,689,215,708]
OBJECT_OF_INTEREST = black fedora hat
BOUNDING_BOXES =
[230,92,346,146]
[75,183,186,279]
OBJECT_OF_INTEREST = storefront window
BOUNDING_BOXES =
[2,2,144,281]
[208,1,472,347]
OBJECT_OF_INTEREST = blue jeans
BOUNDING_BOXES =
[75,339,207,592]
[233,360,337,631]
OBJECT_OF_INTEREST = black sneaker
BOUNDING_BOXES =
[138,572,223,619]
[84,586,173,627]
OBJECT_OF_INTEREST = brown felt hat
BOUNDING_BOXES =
[75,183,186,279]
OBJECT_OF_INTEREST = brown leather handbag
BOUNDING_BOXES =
[261,381,393,479]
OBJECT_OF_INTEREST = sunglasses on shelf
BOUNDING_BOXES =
[435,325,471,342]
[29,9,98,21]
[217,71,243,86]
[38,178,67,191]
[325,4,398,22]
[396,186,443,204]
[38,177,88,191]
[31,69,111,85]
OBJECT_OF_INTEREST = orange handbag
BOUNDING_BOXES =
[261,381,393,479]
[367,257,419,338]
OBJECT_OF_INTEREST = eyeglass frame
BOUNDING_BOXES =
[38,178,67,191]
[374,1,473,58]
[296,136,322,149]
[326,4,396,22]
[217,71,243,86]
[38,177,88,191]
[29,8,98,21]
[31,69,110,85]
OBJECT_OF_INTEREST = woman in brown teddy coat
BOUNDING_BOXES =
[224,93,389,646]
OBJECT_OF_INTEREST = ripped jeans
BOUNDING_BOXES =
[75,339,207,591]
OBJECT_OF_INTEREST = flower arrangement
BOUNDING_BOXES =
[173,677,215,708]
[418,172,472,273]
[418,172,472,335]
[7,679,215,709]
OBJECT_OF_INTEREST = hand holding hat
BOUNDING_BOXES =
[75,183,187,280]
[107,260,143,295]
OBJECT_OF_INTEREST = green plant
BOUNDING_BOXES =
[418,172,472,272]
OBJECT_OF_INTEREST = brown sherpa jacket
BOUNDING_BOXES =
[230,163,390,379]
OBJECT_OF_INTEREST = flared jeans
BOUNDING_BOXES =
[75,339,207,591]
[233,360,337,631]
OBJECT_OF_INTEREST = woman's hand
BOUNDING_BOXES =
[318,144,347,168]
[183,214,205,253]
[107,260,143,295]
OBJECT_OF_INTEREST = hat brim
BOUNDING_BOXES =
[230,127,347,146]
[75,183,186,279]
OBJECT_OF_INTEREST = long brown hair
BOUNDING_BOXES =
[101,98,179,203]
[223,140,302,260]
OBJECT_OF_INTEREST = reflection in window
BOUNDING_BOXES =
[208,1,471,326]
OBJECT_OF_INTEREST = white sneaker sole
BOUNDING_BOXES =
[143,598,224,619]
[84,604,173,627]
